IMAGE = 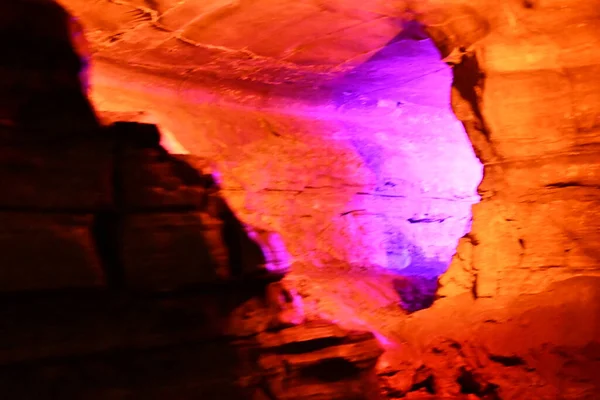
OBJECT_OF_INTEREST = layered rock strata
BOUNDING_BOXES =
[0,119,383,398]
[57,0,600,297]
[58,0,483,278]
[0,284,383,399]
[416,0,600,297]
[0,121,289,292]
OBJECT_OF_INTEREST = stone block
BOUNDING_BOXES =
[0,139,113,210]
[120,148,209,210]
[437,236,475,298]
[484,70,575,159]
[121,212,228,290]
[258,323,383,400]
[567,64,600,136]
[468,195,600,297]
[0,212,104,292]
[483,153,600,197]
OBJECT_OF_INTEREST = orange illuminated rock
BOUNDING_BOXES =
[0,1,293,289]
[413,0,600,298]
[256,320,383,400]
[58,0,600,299]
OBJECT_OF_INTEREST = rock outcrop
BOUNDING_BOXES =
[3,0,599,397]
[0,119,289,292]
[416,0,600,297]
[0,2,386,398]
[0,118,383,398]
[57,0,484,280]
[0,281,383,399]
[378,276,600,399]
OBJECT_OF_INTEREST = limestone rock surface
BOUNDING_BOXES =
[416,0,600,297]
[378,276,600,399]
[2,0,600,397]
[58,0,600,298]
[59,0,483,282]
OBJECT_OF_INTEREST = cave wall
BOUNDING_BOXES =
[57,0,600,297]
[59,0,483,278]
[90,66,481,278]
[415,0,600,297]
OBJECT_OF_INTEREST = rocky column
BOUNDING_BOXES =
[412,0,600,297]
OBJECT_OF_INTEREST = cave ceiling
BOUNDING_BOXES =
[58,0,426,94]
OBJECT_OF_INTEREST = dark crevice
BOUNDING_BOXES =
[221,207,248,277]
[457,368,480,394]
[546,181,581,188]
[467,234,480,246]
[91,130,124,290]
[546,181,600,189]
[219,202,268,278]
[409,373,435,394]
[356,191,407,198]
[107,33,123,43]
[267,337,344,355]
[448,50,502,164]
[472,271,479,299]
[393,278,437,313]
[90,123,163,290]
[91,211,122,289]
[453,55,489,139]
[489,354,526,366]
[340,209,367,216]
[456,367,500,398]
[407,217,447,224]
[299,358,360,382]
[257,381,278,400]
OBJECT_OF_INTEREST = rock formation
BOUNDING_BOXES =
[0,1,383,398]
[2,0,599,398]
[57,0,600,299]
[0,113,384,396]
[378,276,600,399]
[57,0,484,281]
[415,0,600,298]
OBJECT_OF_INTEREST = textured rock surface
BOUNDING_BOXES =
[60,0,600,301]
[0,119,290,292]
[58,0,483,281]
[377,276,600,399]
[3,0,600,397]
[0,282,383,399]
[256,321,383,399]
[59,0,600,297]
[0,106,381,400]
[417,0,600,297]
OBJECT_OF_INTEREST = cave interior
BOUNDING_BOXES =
[0,0,598,399]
